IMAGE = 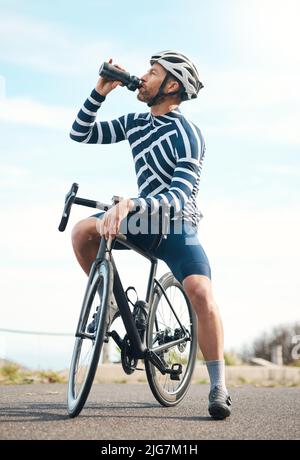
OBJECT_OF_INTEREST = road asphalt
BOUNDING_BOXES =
[0,383,299,440]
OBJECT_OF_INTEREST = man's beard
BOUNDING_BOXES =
[137,88,151,103]
[137,88,166,105]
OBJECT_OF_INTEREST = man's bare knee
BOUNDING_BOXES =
[71,218,100,250]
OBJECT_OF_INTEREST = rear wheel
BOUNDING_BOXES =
[145,272,197,406]
[67,259,113,418]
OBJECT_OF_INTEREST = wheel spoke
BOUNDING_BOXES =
[146,275,196,404]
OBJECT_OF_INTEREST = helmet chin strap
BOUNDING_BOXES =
[147,74,183,108]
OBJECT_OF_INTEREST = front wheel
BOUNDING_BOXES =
[67,259,113,418]
[145,272,197,407]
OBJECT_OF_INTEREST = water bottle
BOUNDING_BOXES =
[98,62,142,92]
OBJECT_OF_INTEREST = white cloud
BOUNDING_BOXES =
[2,11,299,147]
[0,164,30,187]
[182,3,300,146]
[0,12,148,77]
[0,96,74,129]
[0,13,109,75]
[0,75,5,99]
[232,0,300,67]
[203,116,300,145]
[258,164,300,177]
[198,198,300,348]
[199,198,300,263]
[182,67,300,145]
[200,69,300,111]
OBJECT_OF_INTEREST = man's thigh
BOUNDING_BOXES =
[160,227,212,284]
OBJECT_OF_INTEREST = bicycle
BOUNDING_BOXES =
[58,183,197,418]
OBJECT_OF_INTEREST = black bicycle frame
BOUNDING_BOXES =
[63,188,191,374]
[95,235,158,359]
[94,235,190,366]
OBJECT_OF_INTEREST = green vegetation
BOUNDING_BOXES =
[36,370,66,384]
[289,359,300,367]
[224,351,242,366]
[0,363,21,383]
[112,379,128,384]
[0,361,66,385]
[167,349,188,365]
[196,378,209,384]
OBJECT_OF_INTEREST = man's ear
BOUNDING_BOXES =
[166,79,180,94]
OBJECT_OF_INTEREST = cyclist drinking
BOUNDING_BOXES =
[70,50,232,420]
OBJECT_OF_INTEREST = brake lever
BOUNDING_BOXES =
[112,195,124,205]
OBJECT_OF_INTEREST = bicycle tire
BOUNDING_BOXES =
[145,272,197,407]
[67,259,113,417]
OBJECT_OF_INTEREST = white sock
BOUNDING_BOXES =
[205,359,227,393]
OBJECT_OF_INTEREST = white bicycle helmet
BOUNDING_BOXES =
[150,50,203,102]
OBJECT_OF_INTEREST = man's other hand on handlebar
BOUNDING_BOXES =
[97,198,134,239]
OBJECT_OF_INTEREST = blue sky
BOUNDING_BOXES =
[0,0,299,369]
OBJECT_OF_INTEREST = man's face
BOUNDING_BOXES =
[137,63,168,103]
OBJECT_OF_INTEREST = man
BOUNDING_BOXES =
[70,50,232,420]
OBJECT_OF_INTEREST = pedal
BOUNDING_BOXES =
[129,366,144,372]
[170,363,183,381]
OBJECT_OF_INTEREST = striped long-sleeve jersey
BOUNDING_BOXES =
[70,89,206,229]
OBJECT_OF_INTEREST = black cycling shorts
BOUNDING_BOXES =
[90,212,211,283]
